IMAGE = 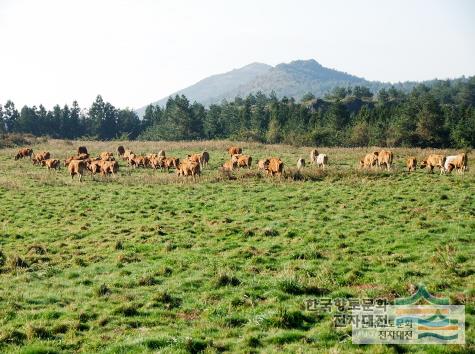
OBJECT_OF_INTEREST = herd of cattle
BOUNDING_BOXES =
[12,145,469,181]
[358,150,468,174]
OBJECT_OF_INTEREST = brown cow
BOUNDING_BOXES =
[264,157,284,176]
[188,153,203,165]
[406,157,417,172]
[33,151,51,165]
[359,152,379,169]
[44,159,61,170]
[222,160,237,172]
[86,159,103,175]
[420,154,446,174]
[100,160,119,176]
[14,148,33,160]
[444,153,468,174]
[257,159,267,171]
[64,153,89,167]
[163,157,180,171]
[201,151,210,166]
[228,146,242,156]
[99,152,114,161]
[77,146,88,155]
[377,150,393,170]
[68,160,86,181]
[117,145,125,156]
[177,160,201,178]
[231,154,241,164]
[454,153,468,173]
[236,155,252,169]
[130,155,148,168]
[123,149,134,162]
[149,156,165,169]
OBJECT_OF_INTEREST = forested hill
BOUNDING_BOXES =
[137,59,425,115]
[3,77,473,148]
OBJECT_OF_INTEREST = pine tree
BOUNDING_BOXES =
[3,100,19,133]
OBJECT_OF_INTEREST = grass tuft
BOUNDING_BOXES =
[7,255,29,270]
[138,275,160,286]
[0,328,27,345]
[95,283,111,297]
[25,324,53,340]
[113,303,140,317]
[215,272,241,287]
[152,291,182,309]
[0,250,5,267]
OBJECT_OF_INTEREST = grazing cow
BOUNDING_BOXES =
[359,152,379,169]
[33,151,51,165]
[236,155,252,169]
[420,154,446,174]
[130,155,148,168]
[149,156,165,169]
[158,150,166,157]
[68,160,86,182]
[188,153,203,165]
[86,159,103,175]
[297,158,305,170]
[201,151,210,167]
[228,146,242,156]
[406,157,417,172]
[77,146,88,155]
[100,152,114,161]
[64,153,89,167]
[257,159,267,171]
[14,148,33,160]
[231,154,241,164]
[444,155,457,173]
[64,156,75,167]
[44,159,61,170]
[445,153,468,174]
[455,153,468,173]
[123,149,134,162]
[117,145,125,156]
[309,149,318,164]
[377,150,393,170]
[163,157,180,171]
[222,160,237,172]
[316,154,328,169]
[264,157,284,176]
[177,160,201,178]
[100,160,119,176]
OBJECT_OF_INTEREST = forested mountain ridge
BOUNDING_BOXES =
[1,76,474,148]
[137,59,430,114]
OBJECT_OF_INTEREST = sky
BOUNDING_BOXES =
[0,0,474,110]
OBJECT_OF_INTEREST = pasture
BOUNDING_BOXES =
[0,140,474,353]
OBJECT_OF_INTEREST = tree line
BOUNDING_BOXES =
[1,77,474,147]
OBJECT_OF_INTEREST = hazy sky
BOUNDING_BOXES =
[0,0,474,109]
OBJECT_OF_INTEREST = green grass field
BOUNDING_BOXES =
[0,140,474,353]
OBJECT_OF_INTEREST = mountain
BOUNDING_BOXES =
[136,59,414,115]
[136,62,272,116]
